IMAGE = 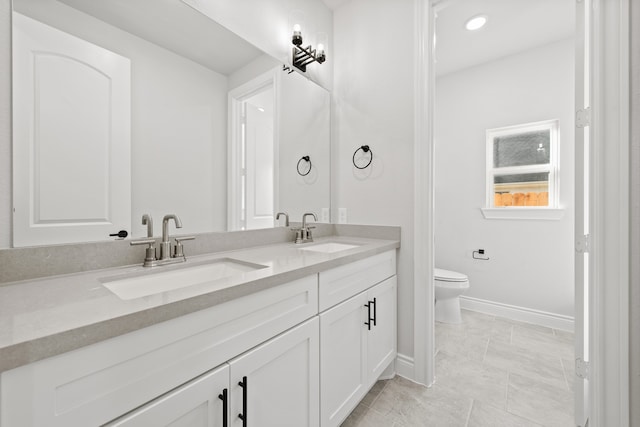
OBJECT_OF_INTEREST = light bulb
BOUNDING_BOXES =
[292,24,302,46]
[465,15,487,31]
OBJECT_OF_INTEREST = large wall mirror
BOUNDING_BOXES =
[11,0,330,247]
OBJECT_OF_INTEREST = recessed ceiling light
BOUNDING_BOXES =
[465,15,488,31]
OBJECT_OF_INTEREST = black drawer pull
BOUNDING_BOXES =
[364,301,372,330]
[218,388,228,427]
[238,376,247,426]
[372,297,377,326]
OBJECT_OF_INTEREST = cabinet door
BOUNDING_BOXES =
[105,364,229,427]
[229,318,319,427]
[319,292,369,427]
[366,277,397,385]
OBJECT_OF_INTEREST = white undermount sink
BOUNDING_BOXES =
[101,258,267,300]
[299,242,360,253]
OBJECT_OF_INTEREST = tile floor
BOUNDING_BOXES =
[341,309,575,427]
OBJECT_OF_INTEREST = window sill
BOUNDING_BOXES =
[480,207,565,221]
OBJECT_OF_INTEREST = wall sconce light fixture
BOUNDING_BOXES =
[291,25,326,72]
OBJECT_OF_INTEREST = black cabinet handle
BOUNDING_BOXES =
[372,297,377,326]
[364,301,372,330]
[364,298,377,330]
[218,388,228,427]
[238,376,247,426]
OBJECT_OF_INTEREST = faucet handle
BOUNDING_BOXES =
[130,238,156,247]
[174,236,195,258]
[130,238,157,264]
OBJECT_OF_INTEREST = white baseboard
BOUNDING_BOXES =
[394,353,415,380]
[459,296,575,332]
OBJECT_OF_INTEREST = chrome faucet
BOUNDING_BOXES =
[160,214,182,260]
[302,212,317,229]
[130,213,195,267]
[293,212,317,244]
[276,212,289,227]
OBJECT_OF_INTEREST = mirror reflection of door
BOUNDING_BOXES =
[227,70,278,232]
[12,12,131,247]
[243,88,275,230]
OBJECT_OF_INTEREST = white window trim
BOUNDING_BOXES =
[485,119,562,219]
[481,207,565,220]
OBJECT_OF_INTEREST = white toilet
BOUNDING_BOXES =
[434,268,470,324]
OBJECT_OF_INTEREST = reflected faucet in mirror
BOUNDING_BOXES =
[142,214,153,238]
[276,212,290,227]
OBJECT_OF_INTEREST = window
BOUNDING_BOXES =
[483,120,562,219]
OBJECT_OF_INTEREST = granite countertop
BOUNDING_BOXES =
[0,235,399,373]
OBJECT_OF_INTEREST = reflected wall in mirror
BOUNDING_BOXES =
[11,0,330,247]
[228,67,330,231]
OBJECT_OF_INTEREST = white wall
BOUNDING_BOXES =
[228,53,280,90]
[333,0,416,358]
[278,70,331,222]
[130,42,227,237]
[435,39,575,318]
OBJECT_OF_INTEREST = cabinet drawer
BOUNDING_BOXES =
[0,275,317,427]
[318,250,395,311]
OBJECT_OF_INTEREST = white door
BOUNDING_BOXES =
[366,277,397,383]
[574,0,591,425]
[245,99,275,230]
[227,69,277,232]
[105,365,229,427]
[229,318,319,427]
[12,12,131,247]
[319,292,369,427]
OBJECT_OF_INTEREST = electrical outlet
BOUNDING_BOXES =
[338,208,347,224]
[321,208,330,223]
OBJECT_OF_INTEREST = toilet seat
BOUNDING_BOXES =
[434,268,468,282]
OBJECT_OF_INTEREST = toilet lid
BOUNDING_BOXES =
[434,268,468,282]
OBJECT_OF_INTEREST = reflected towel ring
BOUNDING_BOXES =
[353,145,373,169]
[297,156,312,176]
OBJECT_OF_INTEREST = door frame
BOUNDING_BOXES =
[227,68,279,231]
[412,0,435,387]
[587,0,630,425]
[414,0,631,425]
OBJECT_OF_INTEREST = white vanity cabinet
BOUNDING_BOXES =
[0,248,398,427]
[0,275,318,427]
[318,251,397,427]
[107,318,319,427]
